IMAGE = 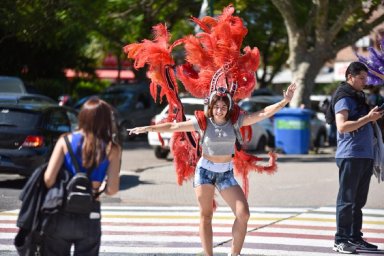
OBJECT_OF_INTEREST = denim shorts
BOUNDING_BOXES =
[193,164,239,191]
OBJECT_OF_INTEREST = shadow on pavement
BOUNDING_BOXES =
[277,156,335,163]
[119,174,154,191]
[0,177,27,189]
[121,135,152,150]
[357,249,384,255]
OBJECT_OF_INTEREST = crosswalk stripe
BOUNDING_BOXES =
[0,206,383,255]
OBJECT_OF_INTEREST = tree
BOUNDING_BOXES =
[239,0,288,89]
[0,0,98,79]
[0,0,203,95]
[271,0,384,107]
[88,0,202,81]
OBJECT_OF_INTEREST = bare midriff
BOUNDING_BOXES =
[202,154,233,163]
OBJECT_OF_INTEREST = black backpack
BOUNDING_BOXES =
[63,136,94,214]
[325,82,368,124]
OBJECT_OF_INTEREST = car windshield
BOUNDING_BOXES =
[0,97,55,105]
[166,103,204,116]
[0,108,40,128]
[100,91,134,108]
[183,103,204,115]
[239,101,266,112]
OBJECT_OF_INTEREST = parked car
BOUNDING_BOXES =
[99,82,164,141]
[0,93,56,105]
[238,96,328,150]
[73,95,95,110]
[0,76,27,93]
[148,97,269,159]
[238,96,284,148]
[251,88,277,96]
[0,103,78,176]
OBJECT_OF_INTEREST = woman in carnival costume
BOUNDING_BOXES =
[125,5,296,256]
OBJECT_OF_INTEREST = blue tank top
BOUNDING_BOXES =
[64,132,109,182]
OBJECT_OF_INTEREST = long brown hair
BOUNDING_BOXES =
[207,94,232,121]
[78,96,116,169]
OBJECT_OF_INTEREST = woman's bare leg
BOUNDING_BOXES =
[220,185,250,255]
[194,184,215,256]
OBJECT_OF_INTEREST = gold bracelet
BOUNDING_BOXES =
[278,101,285,108]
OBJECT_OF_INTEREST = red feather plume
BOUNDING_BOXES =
[177,4,260,100]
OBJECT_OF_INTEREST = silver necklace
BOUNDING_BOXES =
[215,127,223,137]
[211,119,227,138]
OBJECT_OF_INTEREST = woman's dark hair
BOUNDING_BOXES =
[207,94,232,120]
[345,61,368,79]
[78,96,117,169]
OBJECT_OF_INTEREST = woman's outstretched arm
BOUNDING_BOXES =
[242,82,297,126]
[128,119,196,135]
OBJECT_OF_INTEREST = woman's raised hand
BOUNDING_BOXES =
[283,82,297,102]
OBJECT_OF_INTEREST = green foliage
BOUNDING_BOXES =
[73,80,110,100]
[31,78,67,100]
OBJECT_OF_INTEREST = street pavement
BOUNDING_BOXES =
[1,145,384,255]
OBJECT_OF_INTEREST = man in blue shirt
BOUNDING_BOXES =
[332,62,382,254]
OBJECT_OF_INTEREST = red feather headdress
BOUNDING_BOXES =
[177,5,260,100]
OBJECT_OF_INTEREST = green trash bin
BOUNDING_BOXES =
[274,108,311,154]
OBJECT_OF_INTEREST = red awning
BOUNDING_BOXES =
[96,69,135,79]
[65,69,135,80]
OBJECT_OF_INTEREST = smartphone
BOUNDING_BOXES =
[379,103,384,111]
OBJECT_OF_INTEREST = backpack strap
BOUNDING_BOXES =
[64,135,80,173]
[63,135,92,177]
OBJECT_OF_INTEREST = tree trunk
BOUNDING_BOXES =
[287,34,330,108]
[289,55,325,108]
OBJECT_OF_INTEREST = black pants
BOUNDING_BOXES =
[42,202,101,256]
[335,158,373,243]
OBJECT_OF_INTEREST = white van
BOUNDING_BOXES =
[0,76,27,93]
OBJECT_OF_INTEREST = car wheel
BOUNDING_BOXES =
[154,146,169,159]
[267,132,275,147]
[256,135,267,152]
[314,130,327,148]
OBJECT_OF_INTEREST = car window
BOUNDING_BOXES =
[46,110,71,132]
[239,101,265,112]
[100,91,134,108]
[164,103,204,116]
[0,77,26,93]
[184,103,204,115]
[0,108,40,128]
[18,96,56,104]
[66,111,78,131]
